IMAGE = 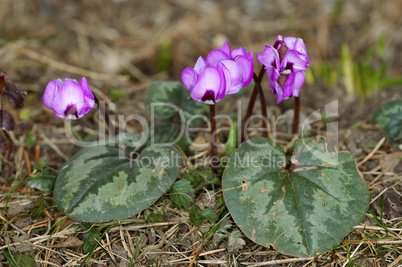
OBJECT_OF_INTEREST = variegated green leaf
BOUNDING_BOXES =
[370,99,402,139]
[54,133,181,222]
[222,137,368,257]
[144,81,208,125]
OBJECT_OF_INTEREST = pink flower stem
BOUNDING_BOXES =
[292,96,300,134]
[210,104,217,156]
[241,65,266,142]
[257,74,268,138]
[209,104,219,171]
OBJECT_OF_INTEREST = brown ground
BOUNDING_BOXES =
[0,0,401,266]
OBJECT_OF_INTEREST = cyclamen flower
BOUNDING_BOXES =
[43,77,95,119]
[257,35,309,104]
[181,42,253,104]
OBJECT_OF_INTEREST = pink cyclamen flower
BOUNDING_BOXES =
[257,35,309,104]
[181,41,254,104]
[43,77,95,119]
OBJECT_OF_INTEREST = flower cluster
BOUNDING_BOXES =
[257,36,309,103]
[181,37,308,105]
[43,77,95,119]
[42,36,309,121]
[181,41,254,104]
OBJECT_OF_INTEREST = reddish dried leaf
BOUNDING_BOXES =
[0,76,6,93]
[4,82,24,108]
[0,69,9,94]
[0,110,15,131]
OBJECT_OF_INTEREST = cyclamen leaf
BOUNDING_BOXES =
[53,133,182,222]
[370,99,402,139]
[222,137,369,257]
[144,81,208,125]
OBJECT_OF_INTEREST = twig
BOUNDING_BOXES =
[7,43,129,82]
[23,149,31,175]
[388,254,402,267]
[167,248,226,263]
[94,238,118,266]
[369,182,400,205]
[353,225,402,232]
[357,137,386,167]
[109,220,189,232]
[0,214,25,235]
[39,131,69,161]
[341,240,365,267]
[120,229,133,258]
[241,256,315,266]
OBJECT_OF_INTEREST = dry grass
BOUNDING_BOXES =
[0,0,401,266]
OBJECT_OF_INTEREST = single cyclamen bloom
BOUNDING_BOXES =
[43,77,95,119]
[181,41,253,104]
[257,35,309,104]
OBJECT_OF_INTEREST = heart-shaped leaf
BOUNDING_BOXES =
[54,133,182,222]
[222,137,368,257]
[370,99,402,139]
[144,81,208,125]
[150,118,180,144]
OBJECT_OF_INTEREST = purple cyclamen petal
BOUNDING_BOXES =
[191,67,225,104]
[282,37,298,50]
[235,53,254,87]
[215,65,229,101]
[257,46,280,69]
[220,41,231,57]
[205,50,231,66]
[52,80,86,119]
[231,47,247,59]
[282,72,295,99]
[275,35,284,44]
[283,37,309,64]
[78,100,95,117]
[273,80,284,104]
[193,56,206,75]
[220,60,243,94]
[281,50,309,71]
[181,67,197,91]
[290,71,305,97]
[80,77,94,100]
[43,80,58,109]
[267,67,280,93]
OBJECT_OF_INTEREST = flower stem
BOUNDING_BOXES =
[257,76,268,138]
[209,104,218,171]
[292,96,300,134]
[241,65,266,142]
